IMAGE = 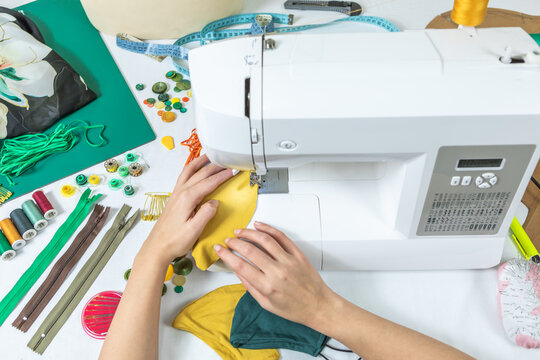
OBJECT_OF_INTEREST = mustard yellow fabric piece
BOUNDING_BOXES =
[192,171,258,270]
[172,284,279,360]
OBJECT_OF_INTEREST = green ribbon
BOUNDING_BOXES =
[0,188,102,326]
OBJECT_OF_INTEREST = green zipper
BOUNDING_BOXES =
[28,204,140,354]
[0,188,102,326]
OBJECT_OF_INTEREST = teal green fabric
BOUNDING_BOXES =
[6,0,155,199]
[0,188,101,326]
[532,33,540,46]
[230,292,329,356]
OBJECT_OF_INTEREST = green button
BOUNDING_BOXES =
[172,73,183,82]
[135,83,145,91]
[180,107,187,113]
[124,269,131,280]
[176,80,191,91]
[162,284,168,296]
[165,100,172,106]
[173,257,193,275]
[152,81,168,94]
[165,105,172,111]
[158,93,169,102]
[173,102,182,109]
[174,286,184,293]
[165,70,176,79]
[173,86,181,92]
[146,98,156,104]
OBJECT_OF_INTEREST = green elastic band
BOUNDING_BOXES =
[0,188,102,326]
[28,205,140,354]
[0,120,106,185]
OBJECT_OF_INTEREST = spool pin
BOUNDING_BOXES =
[0,218,26,250]
[10,209,37,240]
[32,190,58,220]
[21,200,48,230]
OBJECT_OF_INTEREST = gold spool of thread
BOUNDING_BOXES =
[0,218,26,250]
[451,0,489,27]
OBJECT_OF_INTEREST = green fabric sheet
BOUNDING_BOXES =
[230,292,329,357]
[5,0,155,199]
[532,33,540,46]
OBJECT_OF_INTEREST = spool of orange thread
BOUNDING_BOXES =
[451,0,489,27]
[0,218,26,250]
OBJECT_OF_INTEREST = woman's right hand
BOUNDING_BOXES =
[214,221,338,328]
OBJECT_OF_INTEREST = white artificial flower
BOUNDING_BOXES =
[0,13,57,108]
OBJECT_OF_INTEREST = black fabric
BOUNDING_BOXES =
[0,8,96,138]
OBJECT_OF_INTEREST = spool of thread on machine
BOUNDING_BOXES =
[10,209,37,241]
[0,218,26,250]
[451,0,489,27]
[21,200,48,230]
[0,230,16,261]
[32,190,58,220]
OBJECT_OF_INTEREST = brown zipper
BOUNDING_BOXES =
[12,205,110,332]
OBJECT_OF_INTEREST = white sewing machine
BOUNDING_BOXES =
[189,26,540,270]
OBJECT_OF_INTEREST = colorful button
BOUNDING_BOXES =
[162,284,168,296]
[161,111,176,123]
[158,93,169,102]
[124,269,131,280]
[171,97,180,103]
[152,81,168,94]
[172,274,186,286]
[165,105,172,111]
[187,90,192,97]
[180,107,187,113]
[173,102,182,109]
[165,70,176,79]
[176,80,191,90]
[157,110,164,116]
[155,101,165,109]
[182,97,190,102]
[164,264,174,282]
[173,86,181,92]
[174,286,184,293]
[173,257,193,275]
[172,73,183,82]
[147,98,156,104]
[135,83,144,91]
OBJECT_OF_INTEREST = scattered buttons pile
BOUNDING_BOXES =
[137,70,192,122]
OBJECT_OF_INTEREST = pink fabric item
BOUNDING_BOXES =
[515,334,540,349]
[497,259,540,349]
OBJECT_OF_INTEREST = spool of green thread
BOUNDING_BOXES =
[0,231,16,261]
[21,200,48,230]
[75,174,88,186]
[118,166,129,177]
[123,185,135,197]
[126,153,137,162]
[108,179,123,191]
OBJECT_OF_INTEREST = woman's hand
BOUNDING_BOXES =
[139,154,233,266]
[214,222,337,328]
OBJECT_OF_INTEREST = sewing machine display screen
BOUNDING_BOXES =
[417,145,535,236]
[457,158,503,169]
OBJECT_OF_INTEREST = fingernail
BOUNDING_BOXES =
[234,229,241,236]
[232,169,240,176]
[225,238,231,244]
[214,244,222,252]
[208,199,219,208]
[254,221,262,226]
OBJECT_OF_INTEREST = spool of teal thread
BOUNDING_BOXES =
[21,200,48,230]
[0,231,16,261]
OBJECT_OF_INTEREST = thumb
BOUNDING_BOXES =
[189,199,219,236]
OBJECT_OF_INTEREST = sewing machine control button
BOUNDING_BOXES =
[489,176,498,186]
[482,172,495,179]
[475,176,484,186]
[450,176,461,186]
[461,176,471,186]
[478,182,491,189]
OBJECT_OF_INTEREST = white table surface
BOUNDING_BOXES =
[1,0,540,359]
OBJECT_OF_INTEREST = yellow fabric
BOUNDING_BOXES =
[172,284,279,360]
[192,171,258,270]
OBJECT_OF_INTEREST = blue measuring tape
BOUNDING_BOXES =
[116,13,400,76]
